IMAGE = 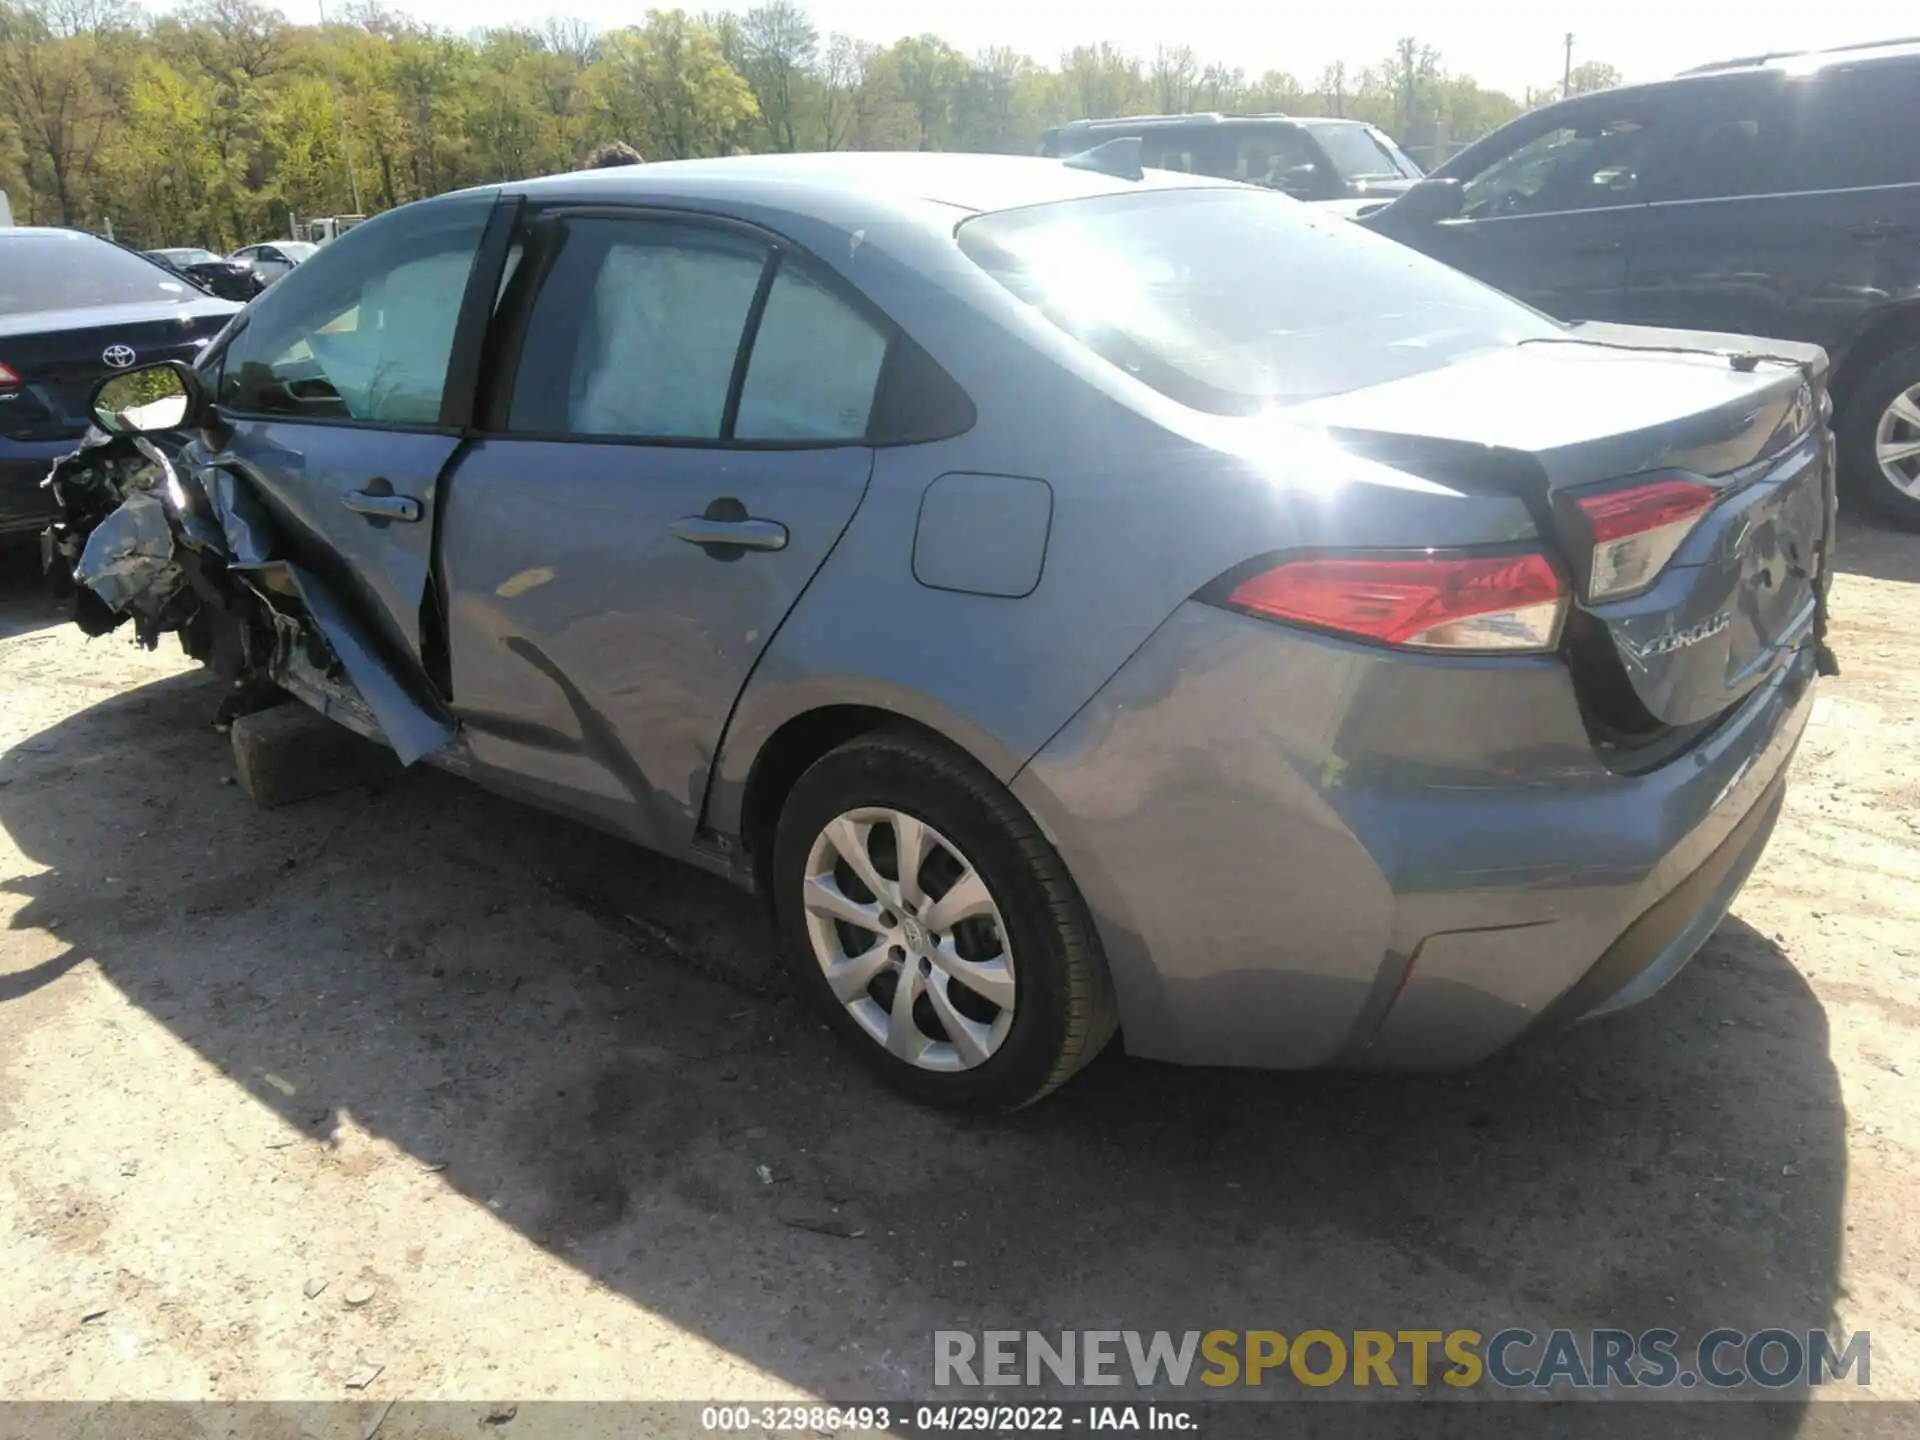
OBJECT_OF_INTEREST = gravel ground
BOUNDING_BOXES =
[0,521,1915,1438]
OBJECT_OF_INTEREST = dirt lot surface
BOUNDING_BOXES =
[1,521,1916,1437]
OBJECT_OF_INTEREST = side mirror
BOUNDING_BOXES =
[1375,176,1465,229]
[90,361,208,436]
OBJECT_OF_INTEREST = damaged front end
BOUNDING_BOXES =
[41,429,456,765]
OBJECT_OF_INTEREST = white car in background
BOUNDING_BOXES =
[230,240,318,285]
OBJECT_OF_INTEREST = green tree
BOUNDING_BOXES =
[1565,60,1622,96]
[0,2,1547,235]
[594,10,756,161]
[1058,42,1146,120]
[738,0,814,151]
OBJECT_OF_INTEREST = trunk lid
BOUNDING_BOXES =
[1289,328,1832,731]
[0,299,236,441]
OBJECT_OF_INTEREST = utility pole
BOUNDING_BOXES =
[316,0,364,217]
[1563,32,1575,97]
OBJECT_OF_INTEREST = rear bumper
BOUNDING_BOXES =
[0,436,74,540]
[1013,601,1816,1070]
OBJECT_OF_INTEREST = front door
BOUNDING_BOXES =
[206,194,496,669]
[1402,93,1680,321]
[438,209,887,851]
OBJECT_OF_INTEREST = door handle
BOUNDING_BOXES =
[670,516,788,552]
[1848,220,1912,243]
[342,489,422,523]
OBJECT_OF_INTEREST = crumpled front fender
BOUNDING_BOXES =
[42,428,455,766]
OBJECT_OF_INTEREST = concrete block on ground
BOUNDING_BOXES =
[229,702,403,809]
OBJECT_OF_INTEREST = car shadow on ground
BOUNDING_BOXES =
[0,549,63,641]
[1834,513,1920,586]
[0,599,1863,1437]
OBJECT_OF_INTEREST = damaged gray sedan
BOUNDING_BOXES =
[43,154,1838,1109]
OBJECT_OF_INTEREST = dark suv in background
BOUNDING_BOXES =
[1363,39,1920,526]
[1039,113,1425,202]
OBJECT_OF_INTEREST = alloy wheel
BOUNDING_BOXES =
[1875,382,1920,499]
[801,807,1016,1072]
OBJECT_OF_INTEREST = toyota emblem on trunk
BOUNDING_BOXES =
[102,345,137,369]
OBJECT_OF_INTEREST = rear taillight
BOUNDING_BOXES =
[0,362,19,388]
[1572,476,1717,602]
[1216,551,1566,653]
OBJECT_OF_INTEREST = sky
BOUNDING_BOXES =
[197,0,1917,97]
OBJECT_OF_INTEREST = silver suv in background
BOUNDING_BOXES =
[1038,113,1424,202]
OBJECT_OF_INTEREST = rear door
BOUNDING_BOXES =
[1624,65,1920,350]
[1402,93,1677,320]
[204,192,498,671]
[436,208,886,851]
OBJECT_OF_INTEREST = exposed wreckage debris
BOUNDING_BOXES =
[40,429,455,766]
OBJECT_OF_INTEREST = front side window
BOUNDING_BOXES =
[1309,124,1423,182]
[1460,111,1661,218]
[219,198,489,425]
[1221,128,1326,196]
[960,187,1559,415]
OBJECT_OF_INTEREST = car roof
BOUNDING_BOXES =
[0,226,131,251]
[1680,35,1920,75]
[1050,113,1373,135]
[504,150,1230,219]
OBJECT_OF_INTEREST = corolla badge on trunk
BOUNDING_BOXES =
[1628,612,1732,660]
[102,345,137,369]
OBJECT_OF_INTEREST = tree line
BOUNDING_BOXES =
[0,0,1623,250]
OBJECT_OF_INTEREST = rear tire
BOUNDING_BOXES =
[1838,342,1920,530]
[771,729,1118,1111]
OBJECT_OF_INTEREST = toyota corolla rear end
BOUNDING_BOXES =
[1,230,237,544]
[959,186,1834,1069]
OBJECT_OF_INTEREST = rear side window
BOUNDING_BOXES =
[1791,65,1920,191]
[735,264,889,441]
[1459,107,1665,218]
[508,218,767,439]
[1135,126,1324,195]
[959,187,1559,415]
[505,213,949,445]
[1310,124,1422,182]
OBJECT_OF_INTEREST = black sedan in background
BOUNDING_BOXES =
[144,247,267,303]
[1,229,240,545]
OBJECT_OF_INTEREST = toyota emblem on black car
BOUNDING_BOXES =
[102,344,136,369]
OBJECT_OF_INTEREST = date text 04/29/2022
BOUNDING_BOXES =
[699,1405,1196,1432]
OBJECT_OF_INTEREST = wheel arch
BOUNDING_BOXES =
[1828,301,1920,417]
[706,682,1042,901]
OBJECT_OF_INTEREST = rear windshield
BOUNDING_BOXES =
[957,187,1557,414]
[0,233,194,316]
[1309,124,1423,180]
